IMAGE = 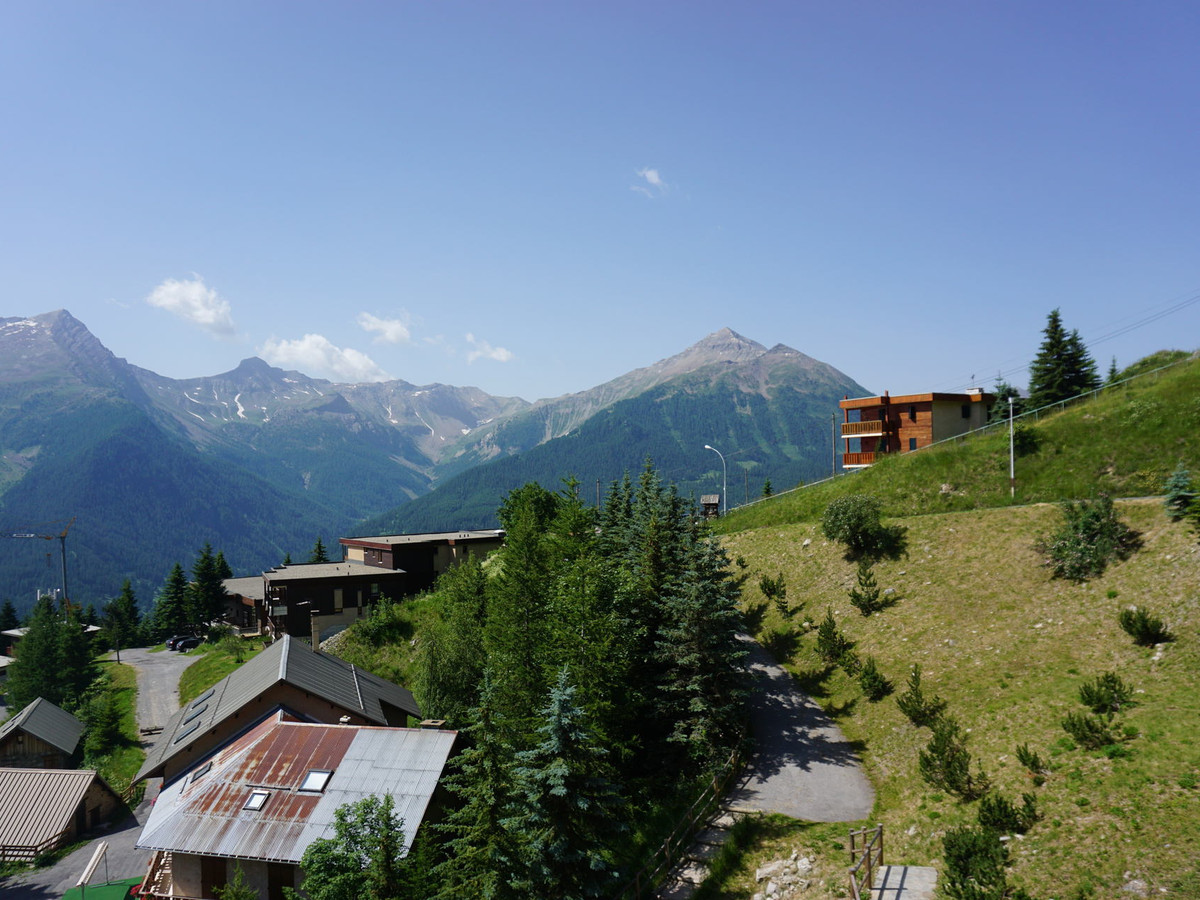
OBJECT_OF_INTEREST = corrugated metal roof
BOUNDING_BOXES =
[137,717,456,863]
[0,697,84,755]
[0,769,103,848]
[137,636,421,782]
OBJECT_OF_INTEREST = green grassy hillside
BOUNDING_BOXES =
[703,356,1200,898]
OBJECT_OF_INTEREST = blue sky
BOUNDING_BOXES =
[2,1,1197,401]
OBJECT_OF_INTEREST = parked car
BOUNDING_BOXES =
[165,634,192,650]
[174,636,203,651]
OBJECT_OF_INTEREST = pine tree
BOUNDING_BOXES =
[503,668,625,900]
[988,377,1024,422]
[0,597,19,631]
[103,579,142,660]
[761,479,773,498]
[190,543,228,625]
[153,562,190,638]
[1026,309,1100,409]
[847,560,883,616]
[309,537,330,564]
[214,551,234,580]
[1107,355,1120,384]
[5,597,96,713]
[1163,463,1196,521]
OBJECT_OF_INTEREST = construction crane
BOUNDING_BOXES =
[2,517,76,611]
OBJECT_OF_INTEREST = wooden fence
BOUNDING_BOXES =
[848,823,884,900]
[612,742,745,899]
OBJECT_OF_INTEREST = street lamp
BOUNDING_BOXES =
[1008,396,1015,499]
[704,444,727,516]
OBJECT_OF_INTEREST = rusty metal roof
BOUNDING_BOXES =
[0,768,112,849]
[136,635,421,782]
[137,716,456,863]
[0,697,84,756]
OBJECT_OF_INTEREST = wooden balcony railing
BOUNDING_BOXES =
[841,420,885,437]
[843,452,876,467]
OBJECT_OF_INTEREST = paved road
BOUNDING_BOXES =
[725,638,875,822]
[0,648,199,898]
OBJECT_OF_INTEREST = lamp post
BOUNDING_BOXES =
[704,444,727,516]
[1008,396,1015,498]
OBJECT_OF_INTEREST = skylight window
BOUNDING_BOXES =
[244,789,270,811]
[190,761,213,783]
[299,770,333,793]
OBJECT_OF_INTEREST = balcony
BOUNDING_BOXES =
[841,420,885,438]
[843,452,876,468]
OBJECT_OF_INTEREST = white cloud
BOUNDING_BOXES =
[146,275,235,337]
[357,312,412,344]
[465,333,514,364]
[631,167,668,197]
[259,334,392,383]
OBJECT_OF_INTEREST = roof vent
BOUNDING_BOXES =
[339,715,351,725]
[420,719,447,730]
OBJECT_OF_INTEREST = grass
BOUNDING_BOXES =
[177,637,265,705]
[717,498,1200,897]
[714,352,1200,535]
[90,659,143,794]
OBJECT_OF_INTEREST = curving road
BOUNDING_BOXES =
[725,637,875,822]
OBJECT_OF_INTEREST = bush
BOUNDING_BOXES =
[919,716,990,800]
[1118,606,1172,646]
[896,664,947,728]
[355,595,413,646]
[821,495,907,561]
[814,609,854,668]
[1078,672,1134,718]
[858,655,893,702]
[1037,494,1141,581]
[1015,743,1047,781]
[1061,711,1115,750]
[1012,423,1042,457]
[759,572,789,618]
[978,792,1039,834]
[941,825,1009,900]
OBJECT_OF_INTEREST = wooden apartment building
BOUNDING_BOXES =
[840,389,994,469]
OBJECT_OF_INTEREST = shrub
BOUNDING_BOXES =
[759,572,789,618]
[1015,743,1047,781]
[1078,672,1134,718]
[1012,423,1042,457]
[1163,463,1196,521]
[1118,606,1172,646]
[821,495,907,560]
[858,655,893,701]
[978,792,1039,834]
[941,825,1009,900]
[1061,711,1115,750]
[919,716,990,800]
[847,560,891,616]
[1037,494,1141,581]
[896,664,947,728]
[814,609,855,668]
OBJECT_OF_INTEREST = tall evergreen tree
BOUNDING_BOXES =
[308,537,330,563]
[214,550,234,580]
[503,668,625,900]
[6,597,96,713]
[190,543,228,625]
[153,562,190,638]
[416,556,490,728]
[103,579,142,660]
[1026,309,1101,409]
[0,598,19,631]
[988,377,1024,422]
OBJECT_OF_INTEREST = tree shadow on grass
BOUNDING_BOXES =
[742,601,768,635]
[789,663,836,699]
[760,627,802,663]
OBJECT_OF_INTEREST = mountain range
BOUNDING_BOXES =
[0,310,868,614]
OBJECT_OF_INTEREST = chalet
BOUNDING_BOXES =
[137,713,455,900]
[135,635,421,785]
[700,495,721,519]
[0,768,123,861]
[840,389,995,469]
[0,698,84,768]
[339,530,505,593]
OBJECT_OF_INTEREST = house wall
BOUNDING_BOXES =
[172,855,292,900]
[82,780,122,830]
[930,398,989,442]
[0,731,70,768]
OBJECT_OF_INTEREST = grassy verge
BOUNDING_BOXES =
[717,499,1199,898]
[177,638,265,705]
[90,659,143,794]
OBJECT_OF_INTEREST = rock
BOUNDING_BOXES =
[766,880,779,896]
[757,860,788,882]
[906,825,918,836]
[802,538,812,547]
[796,857,812,873]
[1122,879,1150,897]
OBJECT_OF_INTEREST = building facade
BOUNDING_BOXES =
[840,389,994,469]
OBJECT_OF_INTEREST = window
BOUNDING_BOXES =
[909,438,917,451]
[961,404,971,418]
[908,405,917,421]
[333,588,343,613]
[190,761,213,783]
[299,770,333,793]
[244,790,271,811]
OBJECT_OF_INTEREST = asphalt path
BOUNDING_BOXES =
[726,637,875,822]
[0,647,199,899]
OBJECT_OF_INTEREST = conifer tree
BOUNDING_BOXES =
[1026,309,1100,409]
[1163,463,1196,521]
[0,597,19,631]
[417,556,490,728]
[6,597,96,713]
[103,579,142,659]
[503,668,625,900]
[190,543,228,625]
[214,550,234,580]
[153,562,190,638]
[308,537,330,563]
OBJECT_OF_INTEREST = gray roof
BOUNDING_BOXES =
[0,768,116,849]
[137,715,456,863]
[223,575,265,600]
[264,561,403,582]
[341,530,504,545]
[0,697,84,756]
[136,635,421,782]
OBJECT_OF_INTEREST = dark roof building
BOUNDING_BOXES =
[0,768,123,860]
[136,635,421,784]
[340,530,504,591]
[0,697,85,768]
[137,714,456,900]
